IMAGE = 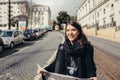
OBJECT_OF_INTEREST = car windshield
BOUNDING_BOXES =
[24,30,32,34]
[1,31,13,37]
[0,30,2,35]
[34,30,38,32]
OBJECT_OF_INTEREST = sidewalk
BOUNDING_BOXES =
[88,34,120,43]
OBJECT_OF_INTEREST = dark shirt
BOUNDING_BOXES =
[45,41,97,78]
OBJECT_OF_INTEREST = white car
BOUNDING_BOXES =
[0,30,24,48]
[0,37,4,52]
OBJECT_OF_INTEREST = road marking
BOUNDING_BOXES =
[35,40,41,44]
[0,47,29,61]
[43,38,47,39]
[0,75,4,78]
[43,31,65,68]
[34,31,65,79]
[58,31,65,43]
[14,47,29,54]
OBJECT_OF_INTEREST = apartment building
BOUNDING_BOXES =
[0,0,51,30]
[77,0,120,38]
[0,0,29,30]
[32,5,51,29]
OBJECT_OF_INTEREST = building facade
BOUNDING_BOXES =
[32,5,51,29]
[0,0,29,30]
[77,0,120,38]
[0,0,51,30]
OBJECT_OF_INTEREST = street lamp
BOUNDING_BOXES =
[30,0,32,29]
[8,0,11,30]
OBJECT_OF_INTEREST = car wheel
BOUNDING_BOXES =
[10,42,14,48]
[21,39,24,44]
[30,37,33,41]
[0,46,3,52]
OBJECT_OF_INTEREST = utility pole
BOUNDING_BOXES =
[30,0,32,29]
[8,0,11,30]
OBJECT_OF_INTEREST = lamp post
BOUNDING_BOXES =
[8,0,11,30]
[30,0,32,29]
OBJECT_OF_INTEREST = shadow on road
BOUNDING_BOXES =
[0,42,34,58]
[0,32,48,58]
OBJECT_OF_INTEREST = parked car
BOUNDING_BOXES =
[0,30,24,48]
[44,25,53,31]
[0,37,4,52]
[33,28,41,38]
[40,28,47,35]
[23,29,37,40]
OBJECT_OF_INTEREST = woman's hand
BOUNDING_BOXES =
[90,77,97,80]
[37,68,50,77]
[37,68,46,74]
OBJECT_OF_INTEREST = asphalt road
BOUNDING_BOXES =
[0,30,119,80]
[60,30,120,59]
[0,31,63,80]
[87,36,120,59]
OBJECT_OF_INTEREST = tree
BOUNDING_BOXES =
[52,20,56,30]
[11,16,18,27]
[70,16,77,22]
[57,11,70,24]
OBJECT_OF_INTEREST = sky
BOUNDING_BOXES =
[28,0,84,20]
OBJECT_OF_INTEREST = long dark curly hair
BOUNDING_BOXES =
[65,21,90,46]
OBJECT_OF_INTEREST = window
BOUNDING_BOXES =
[97,12,99,18]
[111,17,114,22]
[103,9,106,14]
[115,0,118,2]
[38,11,40,15]
[104,20,105,24]
[103,20,106,29]
[111,17,116,26]
[4,24,6,27]
[0,24,2,27]
[93,15,94,19]
[111,4,114,10]
[4,11,6,14]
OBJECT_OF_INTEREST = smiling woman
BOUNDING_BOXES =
[37,21,97,80]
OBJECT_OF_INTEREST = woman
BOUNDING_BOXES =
[38,21,97,80]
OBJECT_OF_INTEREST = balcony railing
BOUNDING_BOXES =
[97,21,116,30]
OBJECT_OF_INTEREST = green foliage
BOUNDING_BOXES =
[11,16,18,27]
[57,11,70,24]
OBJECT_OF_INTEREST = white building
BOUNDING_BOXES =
[0,0,29,30]
[77,0,120,31]
[32,5,51,29]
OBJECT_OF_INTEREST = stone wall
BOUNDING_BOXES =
[83,27,120,39]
